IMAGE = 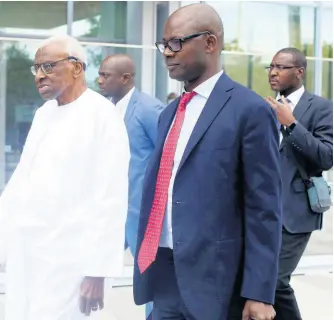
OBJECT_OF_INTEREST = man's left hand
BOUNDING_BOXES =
[265,96,296,127]
[79,276,105,316]
[242,299,276,320]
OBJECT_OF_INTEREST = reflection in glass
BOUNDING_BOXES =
[322,59,333,100]
[221,53,273,97]
[0,1,67,36]
[73,1,143,45]
[321,7,333,55]
[155,1,169,103]
[84,46,143,93]
[1,41,43,182]
[206,1,315,54]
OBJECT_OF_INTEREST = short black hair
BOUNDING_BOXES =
[276,47,307,70]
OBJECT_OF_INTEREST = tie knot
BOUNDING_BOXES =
[179,91,197,110]
[278,97,291,104]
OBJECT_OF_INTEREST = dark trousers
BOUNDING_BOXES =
[151,248,246,320]
[274,227,311,320]
[152,248,194,320]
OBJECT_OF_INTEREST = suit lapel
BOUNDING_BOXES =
[124,88,138,125]
[177,73,234,174]
[279,91,313,151]
[293,91,313,121]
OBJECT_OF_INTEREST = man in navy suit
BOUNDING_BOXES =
[133,3,282,320]
[98,54,164,319]
[265,48,333,320]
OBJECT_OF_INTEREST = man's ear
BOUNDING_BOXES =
[296,67,305,80]
[206,34,218,54]
[73,62,84,78]
[122,73,131,84]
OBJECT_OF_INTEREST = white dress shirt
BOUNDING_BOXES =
[114,87,135,119]
[159,70,224,249]
[276,85,305,113]
[277,85,305,142]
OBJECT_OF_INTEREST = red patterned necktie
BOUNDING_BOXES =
[138,91,197,274]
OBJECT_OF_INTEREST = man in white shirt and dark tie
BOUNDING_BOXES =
[266,47,333,320]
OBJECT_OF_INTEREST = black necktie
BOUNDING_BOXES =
[278,97,291,104]
[278,98,292,134]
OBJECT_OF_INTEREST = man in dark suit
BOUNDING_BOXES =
[98,54,165,320]
[265,47,333,320]
[133,4,282,320]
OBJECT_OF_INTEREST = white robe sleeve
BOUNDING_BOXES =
[83,109,130,278]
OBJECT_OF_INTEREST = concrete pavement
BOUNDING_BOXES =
[98,274,333,320]
[0,273,332,319]
[102,274,333,320]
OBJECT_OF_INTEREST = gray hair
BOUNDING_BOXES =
[38,35,87,65]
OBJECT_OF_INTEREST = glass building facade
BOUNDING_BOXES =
[0,1,332,257]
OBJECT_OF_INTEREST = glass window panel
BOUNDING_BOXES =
[221,53,249,86]
[155,2,169,103]
[0,40,43,185]
[84,45,143,93]
[206,1,315,55]
[251,54,274,98]
[304,59,315,94]
[322,43,333,60]
[322,59,333,100]
[72,1,143,44]
[155,49,170,103]
[181,1,201,6]
[0,1,67,36]
[322,7,333,57]
[222,52,275,98]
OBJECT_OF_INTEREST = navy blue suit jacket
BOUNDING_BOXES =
[133,73,282,320]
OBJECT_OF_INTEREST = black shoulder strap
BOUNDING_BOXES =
[280,125,310,183]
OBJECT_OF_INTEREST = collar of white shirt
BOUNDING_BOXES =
[183,70,224,99]
[276,85,305,111]
[114,87,135,117]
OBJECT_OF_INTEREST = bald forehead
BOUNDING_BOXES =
[164,14,198,38]
[101,55,135,74]
[165,4,223,38]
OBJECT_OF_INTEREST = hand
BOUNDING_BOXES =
[265,96,296,127]
[242,300,276,320]
[79,277,105,316]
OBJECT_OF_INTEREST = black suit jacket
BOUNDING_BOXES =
[280,90,333,233]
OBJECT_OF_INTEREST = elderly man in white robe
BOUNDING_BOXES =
[0,35,130,319]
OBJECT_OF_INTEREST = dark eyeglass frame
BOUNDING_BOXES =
[155,31,211,54]
[31,56,85,75]
[265,65,302,73]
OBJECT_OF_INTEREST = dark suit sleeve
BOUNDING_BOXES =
[240,101,282,305]
[139,103,165,146]
[284,100,333,171]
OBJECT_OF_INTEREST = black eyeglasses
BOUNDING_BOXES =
[155,31,211,54]
[265,65,300,73]
[31,56,84,75]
